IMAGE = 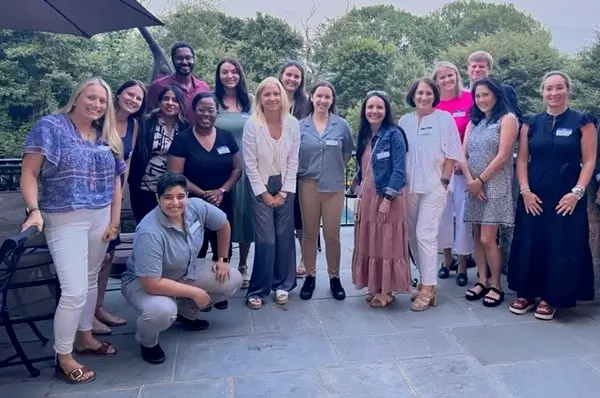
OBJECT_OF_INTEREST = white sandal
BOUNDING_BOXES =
[275,290,288,305]
[246,297,262,310]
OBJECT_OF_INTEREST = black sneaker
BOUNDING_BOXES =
[176,315,210,331]
[140,343,166,364]
[214,300,228,310]
[330,277,346,301]
[437,266,450,279]
[300,276,316,300]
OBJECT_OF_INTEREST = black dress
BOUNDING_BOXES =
[168,127,238,260]
[507,109,597,308]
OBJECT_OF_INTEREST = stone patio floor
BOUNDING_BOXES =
[3,227,600,397]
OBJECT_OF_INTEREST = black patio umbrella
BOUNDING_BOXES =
[0,0,164,38]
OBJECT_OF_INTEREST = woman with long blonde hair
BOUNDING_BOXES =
[20,77,126,384]
[433,61,475,287]
[243,77,300,310]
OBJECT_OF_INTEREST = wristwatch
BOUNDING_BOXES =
[219,188,227,195]
[279,191,288,198]
[218,257,229,263]
[25,207,40,216]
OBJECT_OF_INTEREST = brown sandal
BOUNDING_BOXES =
[76,341,117,356]
[509,297,537,315]
[54,364,96,384]
[370,293,395,308]
[534,301,556,320]
[410,282,423,302]
[95,307,126,327]
[411,288,437,312]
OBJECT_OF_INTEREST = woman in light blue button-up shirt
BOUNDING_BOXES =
[296,82,354,301]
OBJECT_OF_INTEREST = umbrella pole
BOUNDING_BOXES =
[137,27,172,83]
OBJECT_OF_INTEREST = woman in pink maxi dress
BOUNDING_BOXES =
[349,92,411,308]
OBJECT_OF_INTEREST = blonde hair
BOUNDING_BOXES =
[467,51,494,70]
[432,61,465,98]
[251,77,290,125]
[58,77,123,158]
[540,71,572,92]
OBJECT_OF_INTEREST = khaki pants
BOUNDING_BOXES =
[121,258,242,347]
[298,179,345,278]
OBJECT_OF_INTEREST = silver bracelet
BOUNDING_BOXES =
[571,186,585,200]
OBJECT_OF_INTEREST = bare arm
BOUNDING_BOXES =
[577,123,598,189]
[478,114,519,182]
[460,122,474,180]
[166,155,206,197]
[221,152,242,193]
[141,276,204,298]
[111,178,122,227]
[20,154,44,209]
[516,124,530,190]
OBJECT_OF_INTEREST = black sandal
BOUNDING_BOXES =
[482,287,505,308]
[465,282,489,301]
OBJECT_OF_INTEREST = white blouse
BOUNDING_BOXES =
[398,109,463,195]
[242,114,300,196]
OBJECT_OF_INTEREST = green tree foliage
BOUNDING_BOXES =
[440,30,567,114]
[569,29,600,116]
[0,0,597,158]
[427,0,546,47]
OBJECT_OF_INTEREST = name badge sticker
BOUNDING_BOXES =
[376,151,390,160]
[189,220,201,234]
[453,110,466,117]
[325,139,338,146]
[419,126,433,135]
[556,128,572,137]
[217,146,231,155]
[98,145,111,151]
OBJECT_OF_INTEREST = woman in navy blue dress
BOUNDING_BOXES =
[508,71,597,320]
[93,80,146,335]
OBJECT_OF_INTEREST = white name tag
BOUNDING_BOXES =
[189,220,200,234]
[453,111,466,117]
[419,127,432,136]
[98,145,111,151]
[217,146,230,154]
[556,128,572,137]
[376,151,390,160]
[325,139,338,146]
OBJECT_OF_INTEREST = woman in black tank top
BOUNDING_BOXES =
[93,80,146,335]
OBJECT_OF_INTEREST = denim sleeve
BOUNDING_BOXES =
[384,128,407,197]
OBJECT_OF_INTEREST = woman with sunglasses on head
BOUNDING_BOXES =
[128,85,189,223]
[348,91,410,308]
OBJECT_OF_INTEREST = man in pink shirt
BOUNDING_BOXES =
[147,42,211,123]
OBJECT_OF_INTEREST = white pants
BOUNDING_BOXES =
[406,193,447,286]
[437,174,473,255]
[44,207,110,355]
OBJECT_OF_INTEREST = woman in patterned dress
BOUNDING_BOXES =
[462,78,519,308]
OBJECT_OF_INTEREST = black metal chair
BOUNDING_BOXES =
[0,226,59,377]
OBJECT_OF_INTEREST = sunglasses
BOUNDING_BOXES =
[366,90,389,98]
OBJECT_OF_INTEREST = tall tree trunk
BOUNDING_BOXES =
[137,27,172,83]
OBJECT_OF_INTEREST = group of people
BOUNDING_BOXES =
[18,39,597,385]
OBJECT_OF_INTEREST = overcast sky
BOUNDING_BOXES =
[147,0,599,54]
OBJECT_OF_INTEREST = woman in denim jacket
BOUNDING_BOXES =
[348,91,411,308]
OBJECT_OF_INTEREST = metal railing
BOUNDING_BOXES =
[0,158,359,227]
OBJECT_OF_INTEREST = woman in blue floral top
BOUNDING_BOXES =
[20,77,126,384]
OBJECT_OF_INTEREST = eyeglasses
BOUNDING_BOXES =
[366,90,389,98]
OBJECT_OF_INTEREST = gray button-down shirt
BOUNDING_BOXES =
[121,198,228,286]
[297,114,354,192]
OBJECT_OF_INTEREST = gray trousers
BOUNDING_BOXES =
[246,175,297,299]
[121,258,242,347]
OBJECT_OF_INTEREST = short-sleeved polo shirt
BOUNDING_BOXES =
[297,114,354,192]
[121,198,228,286]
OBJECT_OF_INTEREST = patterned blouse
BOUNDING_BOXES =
[23,114,126,213]
[140,118,179,192]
